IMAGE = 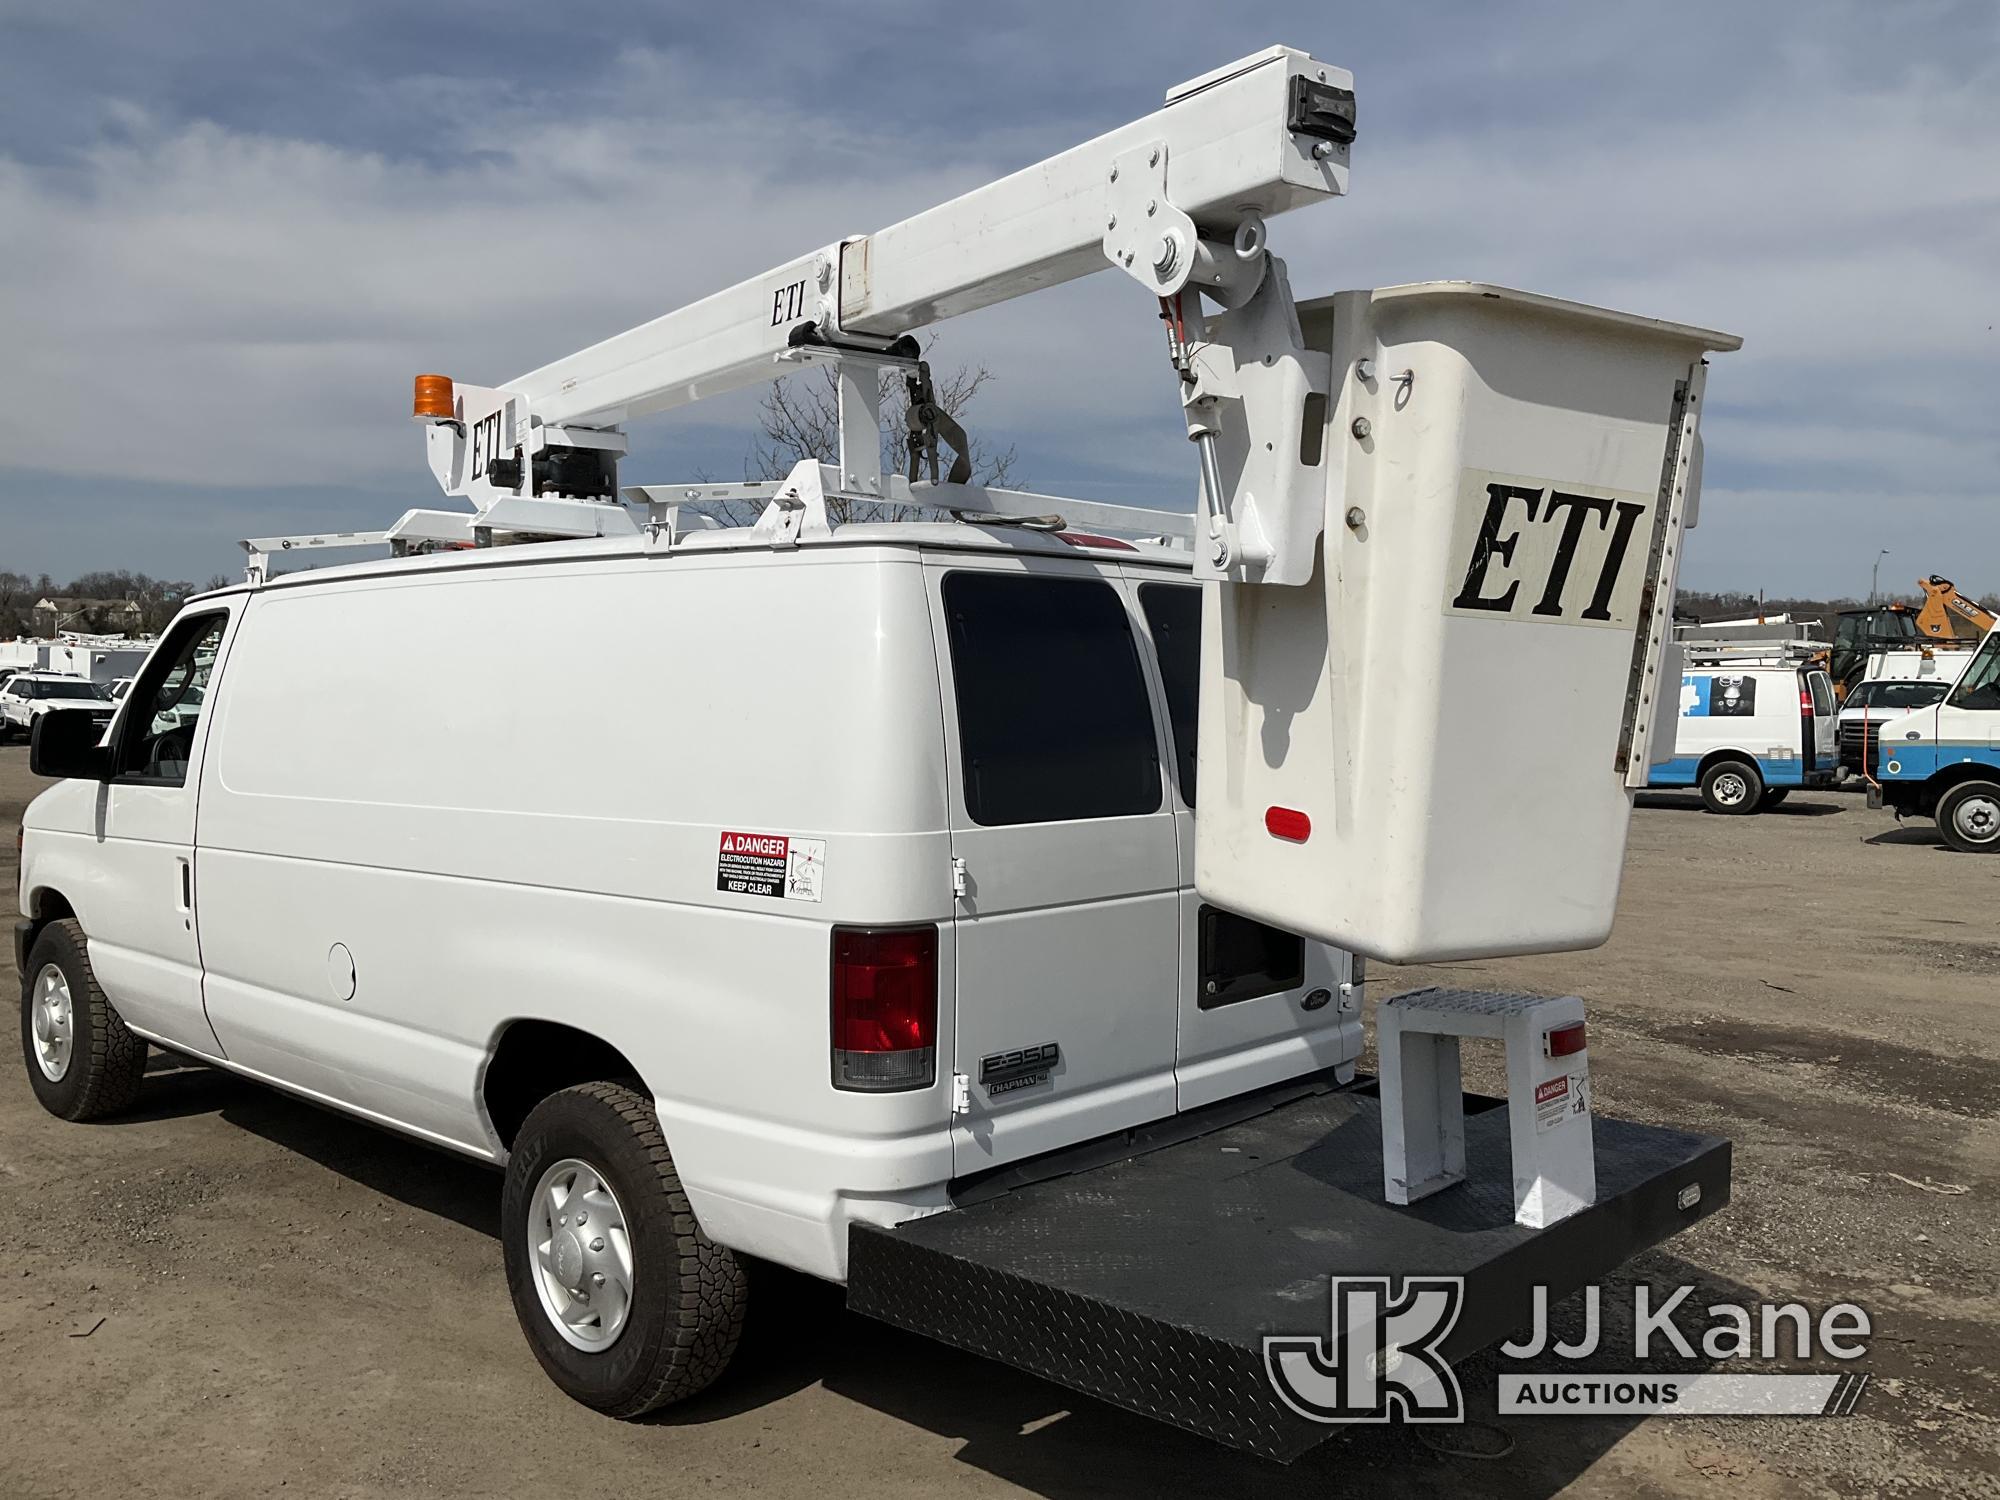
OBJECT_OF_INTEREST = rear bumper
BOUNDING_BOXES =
[848,1080,1727,1461]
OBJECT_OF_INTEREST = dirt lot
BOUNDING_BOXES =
[2,747,1995,1500]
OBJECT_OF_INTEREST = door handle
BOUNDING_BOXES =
[177,858,192,913]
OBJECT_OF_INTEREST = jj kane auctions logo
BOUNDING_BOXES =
[1266,1278,1874,1423]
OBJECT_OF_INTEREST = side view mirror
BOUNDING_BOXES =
[30,708,112,781]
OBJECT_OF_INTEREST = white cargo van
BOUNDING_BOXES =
[16,523,1363,1410]
[1649,649,1837,812]
[13,44,1742,1456]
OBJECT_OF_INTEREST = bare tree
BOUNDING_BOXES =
[0,570,30,638]
[731,342,1018,526]
[59,570,199,634]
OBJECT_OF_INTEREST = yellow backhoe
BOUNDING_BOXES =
[1915,574,1997,642]
[1828,576,1994,700]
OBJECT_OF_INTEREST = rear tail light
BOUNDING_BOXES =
[1799,686,1814,713]
[831,925,938,1092]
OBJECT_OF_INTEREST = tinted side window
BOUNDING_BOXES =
[942,572,1161,825]
[1139,582,1200,806]
[1807,671,1833,714]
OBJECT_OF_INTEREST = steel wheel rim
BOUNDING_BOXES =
[1713,772,1748,806]
[30,964,74,1082]
[1954,793,2000,843]
[528,1157,635,1352]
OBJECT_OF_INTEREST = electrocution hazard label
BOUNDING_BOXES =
[1535,1071,1590,1132]
[1535,1075,1570,1132]
[717,831,825,902]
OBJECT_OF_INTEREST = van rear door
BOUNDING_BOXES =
[926,554,1181,1176]
[1805,668,1837,771]
[1130,578,1357,1109]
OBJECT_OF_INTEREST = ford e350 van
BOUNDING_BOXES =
[15,520,1363,1415]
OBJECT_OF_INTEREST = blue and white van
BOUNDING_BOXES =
[1650,654,1838,813]
[1870,623,2000,851]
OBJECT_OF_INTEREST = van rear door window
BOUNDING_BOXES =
[1138,582,1200,807]
[1198,904,1305,1009]
[942,572,1162,825]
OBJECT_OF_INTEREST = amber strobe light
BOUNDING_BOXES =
[412,373,455,423]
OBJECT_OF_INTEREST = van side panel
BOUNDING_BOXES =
[193,550,954,1278]
[1651,668,1821,789]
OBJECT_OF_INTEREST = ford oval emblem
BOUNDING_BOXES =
[1301,987,1333,1012]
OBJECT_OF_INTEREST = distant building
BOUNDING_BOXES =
[31,596,143,636]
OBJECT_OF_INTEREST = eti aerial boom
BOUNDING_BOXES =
[405,45,1357,589]
[342,42,1739,966]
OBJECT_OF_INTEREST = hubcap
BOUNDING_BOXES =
[528,1158,634,1352]
[30,964,74,1083]
[1713,772,1748,806]
[1955,794,2000,843]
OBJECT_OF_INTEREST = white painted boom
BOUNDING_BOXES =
[419,43,1357,548]
[508,45,1350,431]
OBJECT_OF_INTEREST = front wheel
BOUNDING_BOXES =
[1937,780,2000,853]
[1700,758,1764,816]
[501,1081,748,1417]
[20,918,148,1120]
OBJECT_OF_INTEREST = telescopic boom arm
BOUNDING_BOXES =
[415,44,1356,583]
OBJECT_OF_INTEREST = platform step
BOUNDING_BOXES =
[1383,984,1574,1026]
[847,1086,1727,1461]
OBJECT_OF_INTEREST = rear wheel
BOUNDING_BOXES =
[1759,788,1790,809]
[1937,780,2000,853]
[501,1081,747,1417]
[1700,758,1763,816]
[20,918,148,1121]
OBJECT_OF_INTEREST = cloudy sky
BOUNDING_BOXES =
[3,1,1995,596]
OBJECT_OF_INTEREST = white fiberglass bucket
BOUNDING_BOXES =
[1195,282,1740,962]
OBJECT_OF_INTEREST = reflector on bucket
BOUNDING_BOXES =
[1194,282,1740,963]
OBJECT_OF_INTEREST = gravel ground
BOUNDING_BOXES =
[2,747,1995,1499]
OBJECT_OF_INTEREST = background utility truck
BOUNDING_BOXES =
[1870,620,2000,852]
[19,45,1739,1459]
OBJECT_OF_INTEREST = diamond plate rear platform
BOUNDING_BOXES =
[847,1086,1728,1461]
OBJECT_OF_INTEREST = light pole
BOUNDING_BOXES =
[1871,549,1889,607]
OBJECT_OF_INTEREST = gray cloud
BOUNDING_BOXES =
[2,2,1995,596]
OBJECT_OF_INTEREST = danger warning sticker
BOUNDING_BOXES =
[716,830,825,902]
[1535,1071,1590,1132]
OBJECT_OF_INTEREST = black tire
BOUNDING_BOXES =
[20,918,148,1121]
[1759,788,1790,809]
[1936,780,2000,854]
[502,1081,747,1417]
[1699,758,1763,816]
